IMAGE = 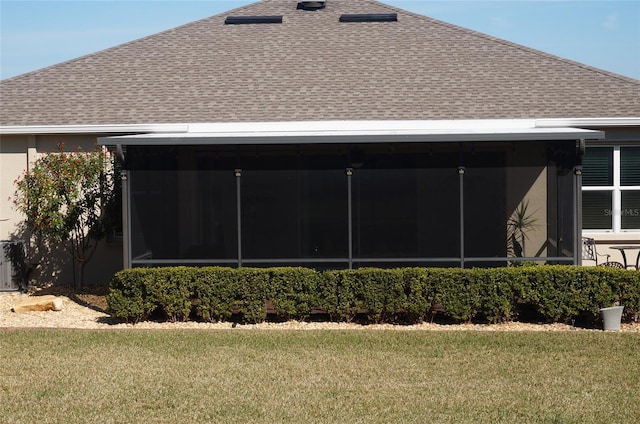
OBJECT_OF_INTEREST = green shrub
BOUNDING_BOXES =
[431,268,473,322]
[106,265,640,325]
[398,268,434,322]
[619,270,640,321]
[315,269,339,320]
[518,266,639,324]
[357,268,407,323]
[234,268,269,323]
[474,267,527,323]
[318,270,360,322]
[106,269,157,323]
[268,267,319,321]
[145,267,193,322]
[521,266,570,323]
[192,267,237,322]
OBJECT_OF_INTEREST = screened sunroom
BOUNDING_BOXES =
[99,120,603,269]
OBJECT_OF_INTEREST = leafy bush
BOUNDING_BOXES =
[145,268,193,322]
[234,268,270,324]
[618,270,640,321]
[317,270,360,322]
[398,268,434,322]
[317,268,409,323]
[13,144,115,290]
[268,267,319,321]
[107,265,640,325]
[192,267,237,322]
[106,269,157,323]
[475,267,528,323]
[431,268,473,322]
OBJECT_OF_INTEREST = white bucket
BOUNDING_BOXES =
[600,306,624,331]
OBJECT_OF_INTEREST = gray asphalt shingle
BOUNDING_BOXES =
[1,0,638,126]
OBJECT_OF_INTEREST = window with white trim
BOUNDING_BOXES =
[582,146,640,231]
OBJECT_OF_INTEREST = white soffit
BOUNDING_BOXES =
[97,120,604,145]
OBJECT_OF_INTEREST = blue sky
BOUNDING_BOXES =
[1,0,639,80]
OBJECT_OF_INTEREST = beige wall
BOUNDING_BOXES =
[0,135,28,240]
[0,134,122,285]
[505,142,548,258]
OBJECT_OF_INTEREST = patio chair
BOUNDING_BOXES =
[582,237,606,265]
[581,237,624,268]
[600,261,625,269]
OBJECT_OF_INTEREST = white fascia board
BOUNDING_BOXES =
[2,119,605,143]
[0,123,188,135]
[536,117,640,128]
[98,119,604,146]
[185,119,541,133]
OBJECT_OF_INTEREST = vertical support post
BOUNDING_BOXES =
[574,165,583,265]
[121,169,131,269]
[574,138,585,266]
[346,168,353,269]
[458,166,465,268]
[235,169,242,267]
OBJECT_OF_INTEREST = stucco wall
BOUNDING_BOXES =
[505,142,548,259]
[0,135,27,240]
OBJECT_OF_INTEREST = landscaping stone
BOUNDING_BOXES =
[11,295,64,313]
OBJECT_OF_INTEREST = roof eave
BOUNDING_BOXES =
[0,123,188,135]
[0,119,606,142]
[95,119,604,146]
[535,117,640,128]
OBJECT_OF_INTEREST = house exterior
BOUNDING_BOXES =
[581,127,640,266]
[1,0,639,285]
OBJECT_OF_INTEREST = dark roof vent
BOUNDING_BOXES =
[297,1,326,11]
[339,13,398,23]
[225,16,283,25]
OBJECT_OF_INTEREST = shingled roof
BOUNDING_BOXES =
[1,0,639,126]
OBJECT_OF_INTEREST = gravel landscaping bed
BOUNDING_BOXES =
[2,291,639,331]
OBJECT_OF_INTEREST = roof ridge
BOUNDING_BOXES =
[369,0,639,86]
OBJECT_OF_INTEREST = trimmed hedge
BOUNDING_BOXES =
[106,266,640,325]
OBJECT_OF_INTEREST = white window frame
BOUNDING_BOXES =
[583,145,640,233]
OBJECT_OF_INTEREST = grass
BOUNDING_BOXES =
[1,330,639,423]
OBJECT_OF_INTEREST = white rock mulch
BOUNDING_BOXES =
[1,292,639,332]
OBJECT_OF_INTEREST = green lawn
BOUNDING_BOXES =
[1,330,639,423]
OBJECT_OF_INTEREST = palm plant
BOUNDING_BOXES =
[507,199,539,258]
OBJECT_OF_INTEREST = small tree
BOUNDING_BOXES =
[13,144,114,290]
